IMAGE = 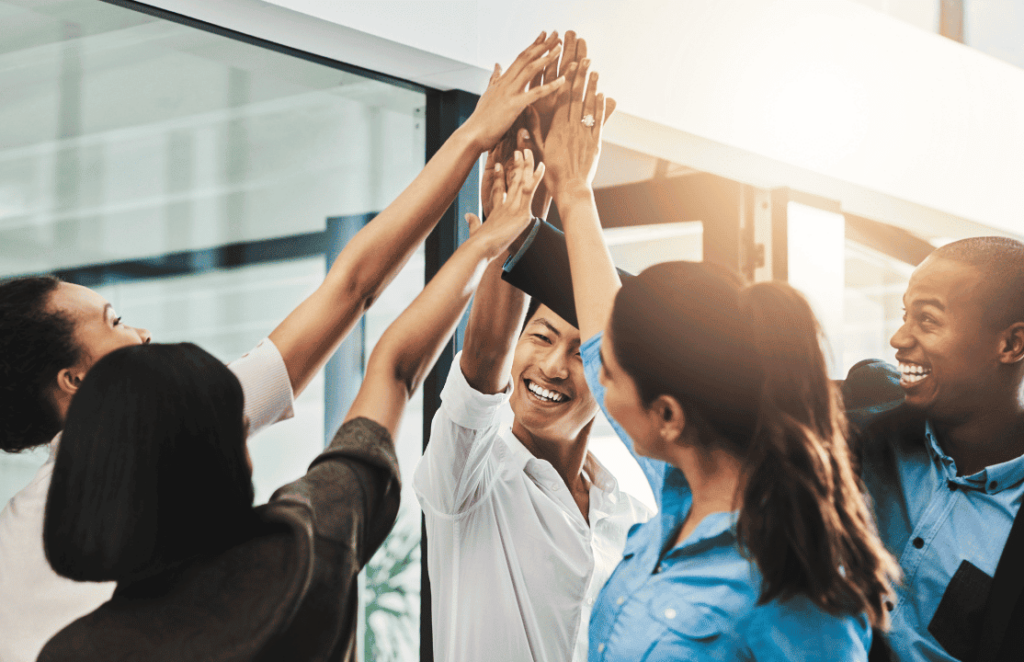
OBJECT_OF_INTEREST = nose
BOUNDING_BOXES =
[538,347,570,381]
[889,321,912,351]
[136,326,153,345]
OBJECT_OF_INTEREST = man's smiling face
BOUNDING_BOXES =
[890,256,1004,422]
[509,304,597,443]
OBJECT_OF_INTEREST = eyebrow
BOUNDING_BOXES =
[528,318,561,337]
[906,298,946,312]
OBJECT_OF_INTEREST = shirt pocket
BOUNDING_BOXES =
[641,592,728,661]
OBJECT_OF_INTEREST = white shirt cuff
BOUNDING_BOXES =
[440,351,512,430]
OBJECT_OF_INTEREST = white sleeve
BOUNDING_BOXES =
[227,338,296,439]
[414,351,510,516]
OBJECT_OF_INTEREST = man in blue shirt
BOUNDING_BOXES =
[846,236,1024,662]
[505,231,1024,662]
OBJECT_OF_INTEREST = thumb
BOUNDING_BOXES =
[464,212,482,236]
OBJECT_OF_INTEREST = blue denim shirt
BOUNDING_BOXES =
[861,418,1024,662]
[581,333,871,661]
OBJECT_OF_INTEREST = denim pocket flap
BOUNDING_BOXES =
[647,592,723,640]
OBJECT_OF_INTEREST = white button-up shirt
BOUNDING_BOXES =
[0,339,295,662]
[414,356,654,662]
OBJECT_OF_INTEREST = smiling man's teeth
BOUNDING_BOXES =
[527,381,565,403]
[898,362,932,383]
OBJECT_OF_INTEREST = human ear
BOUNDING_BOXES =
[999,322,1024,364]
[651,394,686,444]
[55,366,84,397]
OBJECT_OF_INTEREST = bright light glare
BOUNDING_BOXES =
[787,201,846,377]
[763,61,868,172]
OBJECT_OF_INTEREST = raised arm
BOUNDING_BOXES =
[532,58,617,342]
[268,33,565,397]
[458,150,530,394]
[345,150,545,436]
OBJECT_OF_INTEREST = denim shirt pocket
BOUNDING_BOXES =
[642,592,729,662]
[647,592,723,640]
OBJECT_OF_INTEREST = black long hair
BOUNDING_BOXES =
[609,262,897,628]
[44,343,257,583]
[0,276,81,452]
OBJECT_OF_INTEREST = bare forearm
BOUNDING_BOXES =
[344,235,495,435]
[269,125,482,397]
[460,257,528,394]
[555,183,620,341]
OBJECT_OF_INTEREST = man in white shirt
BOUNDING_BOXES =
[415,140,653,661]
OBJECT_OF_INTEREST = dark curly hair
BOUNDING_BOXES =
[0,276,82,452]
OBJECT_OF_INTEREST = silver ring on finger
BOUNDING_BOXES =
[581,114,596,128]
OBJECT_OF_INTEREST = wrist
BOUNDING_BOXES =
[552,181,594,208]
[454,120,490,156]
[462,231,505,262]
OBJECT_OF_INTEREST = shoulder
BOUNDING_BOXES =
[739,597,871,661]
[842,359,927,458]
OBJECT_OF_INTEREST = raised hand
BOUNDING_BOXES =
[535,58,608,194]
[528,30,587,140]
[466,148,545,258]
[463,33,566,154]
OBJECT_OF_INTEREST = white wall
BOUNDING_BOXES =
[144,0,1024,240]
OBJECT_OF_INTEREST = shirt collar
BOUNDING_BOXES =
[924,420,1024,493]
[48,431,63,460]
[498,426,652,517]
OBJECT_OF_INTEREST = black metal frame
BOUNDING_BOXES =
[419,88,480,662]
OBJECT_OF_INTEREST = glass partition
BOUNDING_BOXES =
[0,1,425,659]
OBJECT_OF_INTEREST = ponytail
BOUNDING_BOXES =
[736,282,899,629]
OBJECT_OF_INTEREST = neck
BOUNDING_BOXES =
[666,441,743,543]
[510,418,591,489]
[932,393,1024,476]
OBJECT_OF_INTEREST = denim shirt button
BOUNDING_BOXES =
[597,643,605,653]
[616,596,625,605]
[664,608,677,619]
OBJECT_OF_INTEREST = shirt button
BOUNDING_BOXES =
[597,643,605,653]
[885,601,895,612]
[664,608,677,619]
[947,481,957,491]
[616,596,625,605]
[912,537,924,549]
[989,480,998,490]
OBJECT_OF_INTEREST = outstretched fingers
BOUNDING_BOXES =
[568,58,590,123]
[506,149,544,204]
[506,32,559,84]
[516,44,563,94]
[593,94,607,143]
[604,97,617,124]
[583,70,599,125]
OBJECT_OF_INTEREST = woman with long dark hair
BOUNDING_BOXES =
[36,145,547,661]
[523,59,899,659]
